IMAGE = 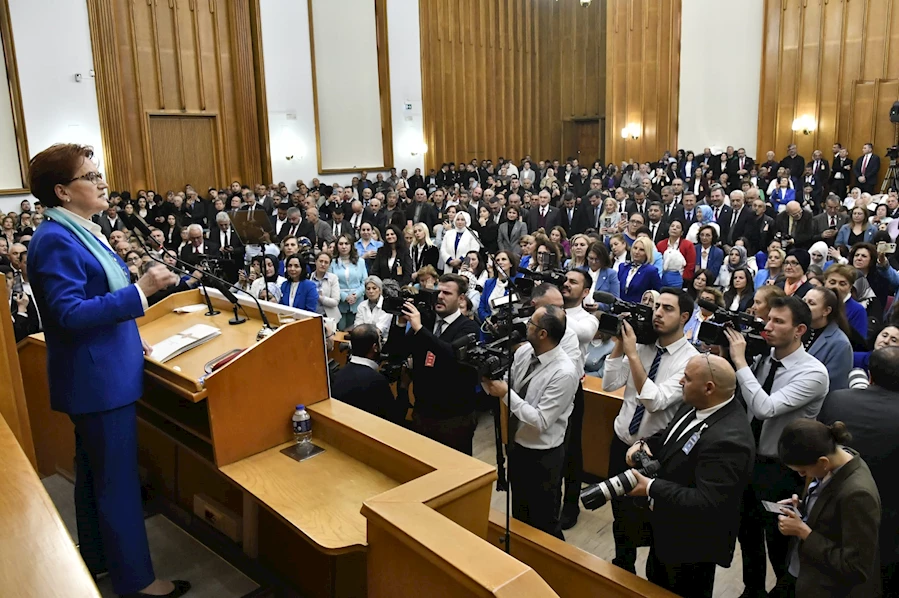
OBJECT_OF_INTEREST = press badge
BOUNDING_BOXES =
[682,432,700,455]
[425,351,436,367]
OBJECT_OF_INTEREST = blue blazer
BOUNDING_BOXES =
[770,188,795,210]
[28,220,146,415]
[477,274,523,322]
[279,279,318,311]
[834,224,877,247]
[617,262,661,303]
[694,244,724,283]
[807,321,852,391]
[592,267,620,310]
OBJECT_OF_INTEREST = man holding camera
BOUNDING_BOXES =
[482,305,579,539]
[331,324,396,422]
[623,354,755,598]
[560,269,599,529]
[385,274,481,454]
[722,295,829,598]
[601,288,699,573]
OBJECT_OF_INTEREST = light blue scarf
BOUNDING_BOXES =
[45,207,131,291]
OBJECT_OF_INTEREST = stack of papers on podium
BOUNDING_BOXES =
[173,304,210,314]
[150,324,221,363]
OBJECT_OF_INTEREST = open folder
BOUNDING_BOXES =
[149,324,222,363]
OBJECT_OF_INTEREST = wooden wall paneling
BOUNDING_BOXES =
[815,0,844,150]
[228,0,262,184]
[875,79,899,149]
[794,0,822,159]
[87,0,133,191]
[0,0,29,192]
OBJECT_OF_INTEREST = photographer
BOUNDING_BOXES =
[559,269,599,529]
[331,324,395,422]
[722,295,829,598]
[601,288,699,574]
[384,274,481,454]
[624,355,754,598]
[482,305,579,539]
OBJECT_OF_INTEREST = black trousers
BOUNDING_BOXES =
[646,547,716,598]
[738,457,803,592]
[412,411,477,456]
[767,573,797,598]
[509,443,566,540]
[562,383,585,513]
[608,435,652,573]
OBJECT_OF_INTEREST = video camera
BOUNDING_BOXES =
[519,252,567,290]
[483,291,535,338]
[580,448,660,510]
[453,330,524,380]
[886,145,898,161]
[593,291,658,345]
[696,298,768,359]
[381,279,438,316]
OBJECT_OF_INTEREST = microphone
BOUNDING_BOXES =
[592,291,618,305]
[696,298,720,313]
[134,225,275,336]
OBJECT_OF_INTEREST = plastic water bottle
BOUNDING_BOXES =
[292,404,312,446]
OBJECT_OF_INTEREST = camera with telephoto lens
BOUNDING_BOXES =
[593,292,658,345]
[200,256,225,278]
[381,279,438,316]
[696,299,768,359]
[452,330,524,379]
[886,145,898,160]
[580,449,661,510]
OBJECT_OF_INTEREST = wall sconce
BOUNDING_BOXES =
[411,140,429,156]
[620,123,641,140]
[791,115,816,136]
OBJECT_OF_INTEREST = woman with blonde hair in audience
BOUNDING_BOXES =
[599,197,622,242]
[684,287,724,346]
[518,234,537,270]
[750,284,786,321]
[353,275,392,340]
[755,247,786,289]
[329,234,368,330]
[656,219,694,289]
[415,265,439,290]
[608,233,629,270]
[618,236,660,303]
[566,234,590,270]
[497,205,527,255]
[409,222,438,280]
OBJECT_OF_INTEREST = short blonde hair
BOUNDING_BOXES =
[631,237,655,264]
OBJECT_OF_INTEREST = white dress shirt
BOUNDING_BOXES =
[503,343,579,449]
[565,305,599,361]
[348,355,380,371]
[603,336,699,445]
[736,346,829,458]
[353,296,392,340]
[67,210,148,310]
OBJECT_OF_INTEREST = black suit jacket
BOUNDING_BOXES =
[819,385,899,566]
[645,399,755,566]
[569,204,599,235]
[383,314,481,419]
[745,213,774,255]
[728,156,755,183]
[207,227,246,264]
[526,206,562,233]
[712,205,734,245]
[326,220,355,241]
[370,246,414,286]
[807,159,830,186]
[645,220,668,245]
[854,153,881,192]
[409,202,438,232]
[811,212,848,245]
[279,219,316,245]
[774,210,814,249]
[830,156,853,185]
[726,207,753,246]
[559,205,578,235]
[331,362,396,422]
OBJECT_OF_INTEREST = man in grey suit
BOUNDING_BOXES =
[811,194,848,246]
[97,205,127,239]
[305,207,333,248]
[817,346,899,596]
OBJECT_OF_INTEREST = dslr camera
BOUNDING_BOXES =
[696,299,768,359]
[580,448,660,510]
[381,280,438,316]
[452,329,524,380]
[593,292,658,345]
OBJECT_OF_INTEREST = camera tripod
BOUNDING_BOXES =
[882,125,899,194]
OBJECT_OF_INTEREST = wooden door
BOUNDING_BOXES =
[575,120,602,164]
[149,115,219,194]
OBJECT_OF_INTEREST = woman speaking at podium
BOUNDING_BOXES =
[26,144,190,598]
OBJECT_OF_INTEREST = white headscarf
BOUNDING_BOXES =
[808,241,829,270]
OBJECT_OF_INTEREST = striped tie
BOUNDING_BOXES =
[628,347,665,436]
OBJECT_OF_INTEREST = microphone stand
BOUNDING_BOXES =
[465,225,517,554]
[135,231,275,340]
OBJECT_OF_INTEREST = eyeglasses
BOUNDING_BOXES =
[783,259,800,266]
[66,172,104,185]
[526,319,546,331]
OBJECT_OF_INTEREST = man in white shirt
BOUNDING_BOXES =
[558,269,598,528]
[723,295,829,597]
[482,305,579,539]
[601,288,699,573]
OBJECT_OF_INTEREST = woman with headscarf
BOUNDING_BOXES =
[440,211,480,273]
[808,241,832,274]
[686,204,720,244]
[717,245,749,289]
[249,254,285,300]
[777,248,814,298]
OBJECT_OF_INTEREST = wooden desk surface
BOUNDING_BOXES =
[220,438,400,554]
[0,415,99,597]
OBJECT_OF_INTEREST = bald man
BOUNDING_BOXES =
[625,355,755,598]
[774,200,814,249]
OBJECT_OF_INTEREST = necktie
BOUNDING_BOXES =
[731,210,738,228]
[433,317,445,336]
[789,217,795,236]
[714,207,720,221]
[752,358,782,443]
[830,216,835,227]
[291,224,298,236]
[862,154,870,174]
[650,223,656,239]
[594,207,601,228]
[333,222,339,236]
[687,210,693,222]
[628,347,665,435]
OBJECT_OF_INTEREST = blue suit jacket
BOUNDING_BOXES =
[477,274,524,322]
[694,244,724,283]
[592,267,620,310]
[617,262,661,303]
[279,279,318,311]
[807,321,852,391]
[28,220,146,415]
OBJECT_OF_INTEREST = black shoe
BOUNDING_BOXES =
[737,589,767,598]
[560,506,580,531]
[121,580,191,598]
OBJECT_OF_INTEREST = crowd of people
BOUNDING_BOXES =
[7,143,899,598]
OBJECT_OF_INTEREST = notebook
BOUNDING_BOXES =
[149,324,222,363]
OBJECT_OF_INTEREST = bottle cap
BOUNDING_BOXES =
[296,404,304,410]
